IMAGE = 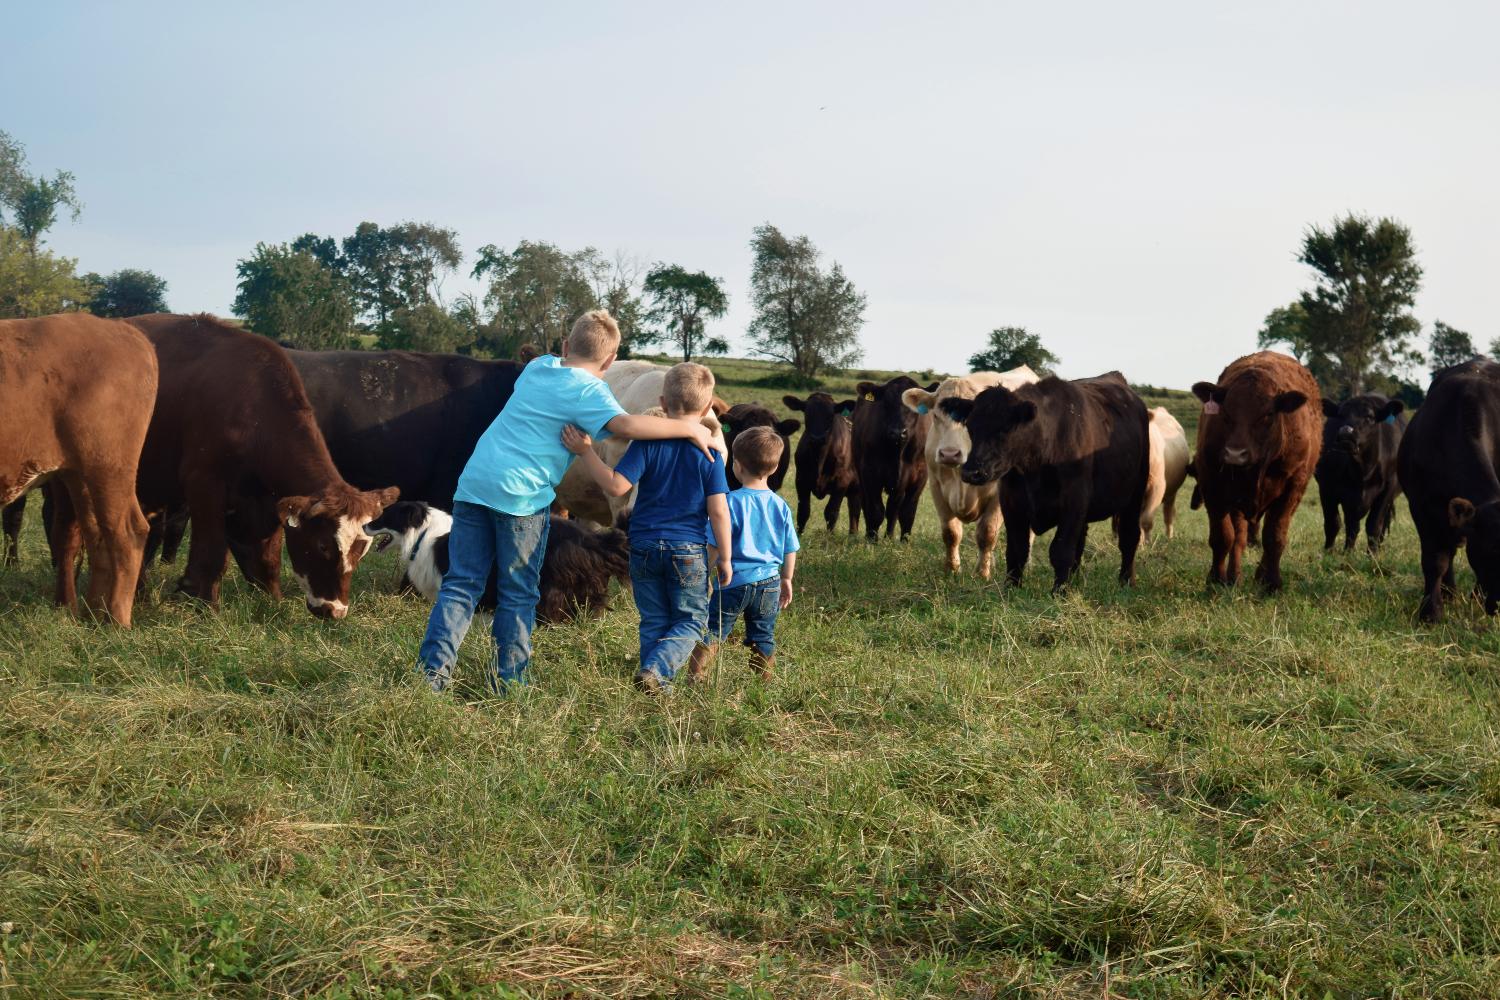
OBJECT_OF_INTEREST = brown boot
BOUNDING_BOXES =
[686,643,717,684]
[749,648,775,680]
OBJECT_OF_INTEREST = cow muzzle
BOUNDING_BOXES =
[306,596,348,620]
[1222,446,1251,467]
[937,447,964,466]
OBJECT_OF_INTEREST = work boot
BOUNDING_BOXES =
[749,648,775,681]
[685,643,717,684]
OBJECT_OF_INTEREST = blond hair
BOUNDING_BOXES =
[566,309,621,362]
[733,426,784,478]
[663,362,716,415]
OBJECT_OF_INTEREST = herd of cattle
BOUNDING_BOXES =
[3,311,1499,633]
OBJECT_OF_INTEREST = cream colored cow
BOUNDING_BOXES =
[1142,407,1189,542]
[901,365,1039,577]
[555,360,727,527]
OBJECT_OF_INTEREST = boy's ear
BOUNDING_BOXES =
[599,349,617,372]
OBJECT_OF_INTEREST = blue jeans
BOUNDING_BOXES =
[417,501,550,692]
[630,541,710,683]
[705,577,781,657]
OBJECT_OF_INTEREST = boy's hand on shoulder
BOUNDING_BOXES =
[716,555,733,587]
[779,578,794,609]
[688,422,719,460]
[562,425,593,455]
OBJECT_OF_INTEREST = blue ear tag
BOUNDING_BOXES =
[1384,414,1395,424]
[917,404,929,415]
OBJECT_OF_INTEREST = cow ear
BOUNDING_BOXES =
[776,418,801,437]
[836,399,858,416]
[902,387,935,415]
[710,398,730,418]
[856,381,879,402]
[782,394,806,411]
[1274,391,1308,414]
[1010,400,1038,426]
[924,381,940,393]
[1381,399,1406,419]
[277,495,313,528]
[365,486,400,515]
[940,397,974,423]
[1191,382,1219,403]
[1450,497,1477,532]
[1321,399,1339,418]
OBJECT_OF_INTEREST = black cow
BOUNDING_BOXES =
[944,372,1149,591]
[366,502,630,624]
[1397,359,1500,622]
[722,402,800,491]
[851,376,938,541]
[1315,394,1405,553]
[783,393,860,534]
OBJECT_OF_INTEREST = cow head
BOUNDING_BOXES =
[785,392,854,443]
[1449,498,1500,613]
[904,382,972,468]
[941,386,1037,485]
[1321,395,1403,459]
[1192,378,1309,467]
[857,377,937,446]
[278,484,400,619]
[723,402,801,489]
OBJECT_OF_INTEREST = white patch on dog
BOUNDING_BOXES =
[378,506,452,601]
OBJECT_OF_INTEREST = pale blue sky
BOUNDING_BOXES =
[4,1,1497,387]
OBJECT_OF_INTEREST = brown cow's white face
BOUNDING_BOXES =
[279,486,400,620]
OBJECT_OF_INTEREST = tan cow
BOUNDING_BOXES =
[555,360,728,527]
[1141,407,1190,542]
[901,365,1039,577]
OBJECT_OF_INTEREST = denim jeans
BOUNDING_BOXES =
[417,501,550,692]
[705,577,781,657]
[630,541,710,683]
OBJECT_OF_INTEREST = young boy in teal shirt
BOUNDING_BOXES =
[417,310,716,694]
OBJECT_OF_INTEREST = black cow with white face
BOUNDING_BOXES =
[1315,394,1405,553]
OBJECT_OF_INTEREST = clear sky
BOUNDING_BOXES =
[4,1,1497,388]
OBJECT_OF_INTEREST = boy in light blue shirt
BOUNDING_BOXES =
[417,310,717,694]
[687,426,800,682]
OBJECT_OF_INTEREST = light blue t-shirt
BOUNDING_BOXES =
[711,487,801,588]
[454,356,626,516]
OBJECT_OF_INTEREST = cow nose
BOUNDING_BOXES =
[1337,426,1355,440]
[938,447,963,465]
[307,598,344,620]
[1223,446,1250,466]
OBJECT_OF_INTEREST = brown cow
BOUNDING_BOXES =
[52,314,398,619]
[783,392,860,534]
[1191,351,1321,591]
[722,402,800,491]
[0,314,157,625]
[852,376,938,541]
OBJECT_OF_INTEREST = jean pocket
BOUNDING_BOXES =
[672,553,707,589]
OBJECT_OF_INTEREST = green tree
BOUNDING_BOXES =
[642,263,729,362]
[380,300,467,353]
[968,326,1060,375]
[1428,320,1477,375]
[471,240,599,356]
[746,223,865,377]
[1260,214,1423,397]
[0,227,92,318]
[232,242,355,350]
[332,221,462,327]
[85,268,168,317]
[0,133,81,257]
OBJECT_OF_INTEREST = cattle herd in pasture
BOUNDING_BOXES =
[5,310,1500,635]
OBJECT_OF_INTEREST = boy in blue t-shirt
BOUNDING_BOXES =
[417,310,717,695]
[563,362,732,692]
[687,426,800,682]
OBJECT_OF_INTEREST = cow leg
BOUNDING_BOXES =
[2,494,24,566]
[796,489,812,534]
[1245,517,1261,548]
[1342,501,1360,552]
[48,484,84,610]
[1321,493,1339,551]
[897,485,921,541]
[160,505,189,563]
[861,485,884,542]
[941,515,963,574]
[975,503,1000,580]
[1162,493,1177,541]
[1117,509,1142,587]
[1418,538,1454,623]
[83,475,150,626]
[845,489,861,535]
[1206,508,1234,586]
[1254,482,1305,593]
[1049,518,1084,592]
[823,492,841,533]
[1366,490,1393,553]
[178,477,232,606]
[229,527,285,598]
[883,490,899,538]
[1000,488,1031,587]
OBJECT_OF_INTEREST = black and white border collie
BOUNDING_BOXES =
[366,502,630,624]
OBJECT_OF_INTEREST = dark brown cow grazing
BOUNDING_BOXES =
[944,371,1149,591]
[53,313,398,619]
[0,314,157,625]
[1191,351,1321,591]
[722,402,800,491]
[783,393,860,534]
[852,376,937,541]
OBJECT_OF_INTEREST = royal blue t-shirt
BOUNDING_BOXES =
[711,487,801,588]
[613,438,729,544]
[454,356,626,516]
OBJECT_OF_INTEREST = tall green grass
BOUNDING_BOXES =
[2,374,1497,998]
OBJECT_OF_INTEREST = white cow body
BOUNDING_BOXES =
[902,365,1039,577]
[1142,407,1189,541]
[554,360,726,527]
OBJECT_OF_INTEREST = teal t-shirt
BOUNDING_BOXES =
[454,356,626,515]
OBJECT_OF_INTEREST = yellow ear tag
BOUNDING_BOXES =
[863,392,874,401]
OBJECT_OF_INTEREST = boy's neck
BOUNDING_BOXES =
[664,409,703,424]
[561,357,606,377]
[739,476,772,490]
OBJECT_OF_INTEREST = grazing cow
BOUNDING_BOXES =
[1316,394,1406,553]
[901,366,1040,577]
[722,402,800,491]
[366,501,631,623]
[554,360,728,527]
[944,372,1149,591]
[1397,359,1500,622]
[52,314,399,619]
[782,392,860,534]
[1141,407,1190,542]
[852,376,939,541]
[1190,351,1321,591]
[0,314,157,625]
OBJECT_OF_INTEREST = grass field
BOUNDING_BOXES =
[2,358,1497,998]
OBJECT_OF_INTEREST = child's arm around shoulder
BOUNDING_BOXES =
[561,426,634,497]
[607,412,719,459]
